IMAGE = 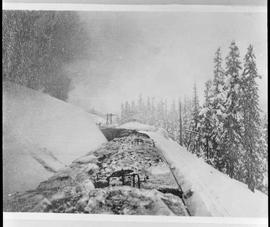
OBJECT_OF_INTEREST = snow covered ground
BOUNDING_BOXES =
[3,82,107,198]
[119,121,157,131]
[144,131,268,217]
[118,121,267,217]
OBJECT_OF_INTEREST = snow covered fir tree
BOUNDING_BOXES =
[120,41,268,194]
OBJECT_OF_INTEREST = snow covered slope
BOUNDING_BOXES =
[144,131,268,217]
[3,82,107,197]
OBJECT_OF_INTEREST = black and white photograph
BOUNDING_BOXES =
[2,0,268,223]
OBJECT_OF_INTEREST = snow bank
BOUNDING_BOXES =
[144,131,268,217]
[119,121,156,131]
[3,82,106,197]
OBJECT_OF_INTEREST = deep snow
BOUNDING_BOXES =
[3,82,107,198]
[119,121,267,217]
[144,131,268,217]
[119,121,156,131]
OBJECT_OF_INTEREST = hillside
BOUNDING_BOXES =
[3,82,107,198]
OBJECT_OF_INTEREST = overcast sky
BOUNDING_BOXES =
[66,10,267,114]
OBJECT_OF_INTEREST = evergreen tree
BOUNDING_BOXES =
[211,48,227,171]
[182,97,193,147]
[138,94,144,112]
[163,99,169,131]
[188,83,201,156]
[262,113,268,143]
[3,11,90,101]
[178,100,184,146]
[260,113,268,193]
[241,45,264,192]
[149,97,156,125]
[120,103,125,123]
[124,101,131,122]
[213,48,225,95]
[222,41,243,178]
[167,100,178,141]
[199,80,214,162]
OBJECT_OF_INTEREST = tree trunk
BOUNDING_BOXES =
[179,101,183,146]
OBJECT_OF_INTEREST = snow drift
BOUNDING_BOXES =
[119,121,156,131]
[3,82,107,198]
[145,131,268,217]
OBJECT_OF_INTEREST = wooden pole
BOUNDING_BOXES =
[106,113,109,125]
[110,113,113,124]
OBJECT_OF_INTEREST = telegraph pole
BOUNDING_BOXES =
[106,113,115,125]
[106,113,109,125]
[110,113,113,124]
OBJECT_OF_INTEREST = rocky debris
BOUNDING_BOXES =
[90,135,161,183]
[37,174,76,191]
[78,187,187,215]
[30,198,52,212]
[81,179,95,194]
[4,133,188,215]
[83,187,184,215]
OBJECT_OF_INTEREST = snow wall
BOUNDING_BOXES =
[3,81,107,198]
[146,132,268,217]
